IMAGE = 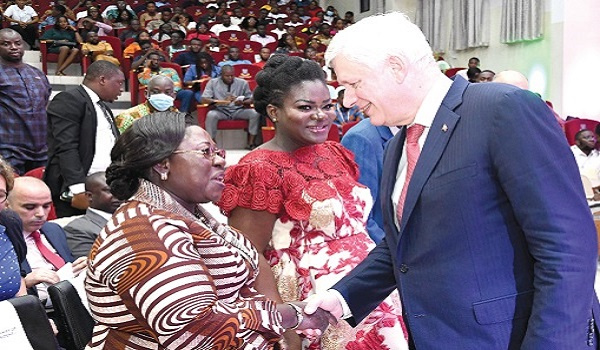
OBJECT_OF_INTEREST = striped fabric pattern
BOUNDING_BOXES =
[85,181,284,349]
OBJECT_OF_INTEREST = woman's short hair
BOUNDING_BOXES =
[106,112,189,200]
[0,157,15,192]
[253,54,326,116]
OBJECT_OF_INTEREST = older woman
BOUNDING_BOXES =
[219,55,408,349]
[85,112,332,349]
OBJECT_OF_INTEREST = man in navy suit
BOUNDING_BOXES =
[8,177,86,305]
[341,119,395,243]
[306,12,599,349]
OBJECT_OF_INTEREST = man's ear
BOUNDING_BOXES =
[388,55,407,84]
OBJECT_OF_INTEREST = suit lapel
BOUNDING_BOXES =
[399,78,468,236]
[381,129,406,238]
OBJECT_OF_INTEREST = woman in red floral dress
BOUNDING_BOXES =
[219,55,408,350]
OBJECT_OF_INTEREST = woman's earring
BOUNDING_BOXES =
[160,172,168,181]
[272,117,278,123]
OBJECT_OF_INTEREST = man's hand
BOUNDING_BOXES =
[304,291,344,320]
[71,256,87,276]
[25,268,60,288]
[288,301,337,337]
[71,192,89,210]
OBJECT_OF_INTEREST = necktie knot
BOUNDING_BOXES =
[407,124,425,144]
[30,230,65,270]
[31,230,41,241]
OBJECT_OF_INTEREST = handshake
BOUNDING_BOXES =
[280,291,345,337]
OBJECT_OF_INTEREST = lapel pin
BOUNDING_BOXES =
[441,124,448,132]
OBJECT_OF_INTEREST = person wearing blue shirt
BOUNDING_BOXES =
[183,52,221,103]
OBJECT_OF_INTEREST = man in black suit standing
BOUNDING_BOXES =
[64,172,122,258]
[45,61,124,218]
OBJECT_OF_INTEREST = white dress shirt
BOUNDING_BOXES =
[4,5,37,22]
[391,78,452,230]
[24,230,59,303]
[571,145,600,187]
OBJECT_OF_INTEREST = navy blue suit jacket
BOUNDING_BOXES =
[22,222,75,275]
[341,119,394,243]
[334,77,600,349]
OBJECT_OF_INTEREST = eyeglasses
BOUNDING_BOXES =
[0,190,6,204]
[172,146,226,163]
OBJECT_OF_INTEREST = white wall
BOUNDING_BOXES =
[321,0,600,119]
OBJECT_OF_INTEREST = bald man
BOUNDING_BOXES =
[115,75,178,132]
[493,70,529,90]
[7,177,86,305]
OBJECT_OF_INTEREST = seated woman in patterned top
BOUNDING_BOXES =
[85,112,333,349]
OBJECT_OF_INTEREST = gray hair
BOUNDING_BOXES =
[325,12,435,71]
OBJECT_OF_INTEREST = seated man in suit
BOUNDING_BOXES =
[7,177,86,306]
[64,172,122,259]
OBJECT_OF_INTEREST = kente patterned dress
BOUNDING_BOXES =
[220,142,409,350]
[85,180,285,349]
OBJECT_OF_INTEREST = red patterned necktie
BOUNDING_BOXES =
[31,231,65,270]
[397,124,426,223]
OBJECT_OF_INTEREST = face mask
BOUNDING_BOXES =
[326,10,334,16]
[148,93,174,111]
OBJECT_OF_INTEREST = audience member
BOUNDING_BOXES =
[45,61,124,218]
[101,0,136,22]
[118,18,142,43]
[165,29,186,58]
[250,23,277,47]
[312,22,332,45]
[171,12,195,33]
[116,75,178,132]
[81,31,120,66]
[493,70,529,89]
[478,69,495,82]
[254,47,271,68]
[267,5,288,22]
[73,0,96,20]
[306,1,323,17]
[202,36,229,53]
[333,87,364,135]
[0,29,51,175]
[466,66,481,83]
[571,129,600,187]
[38,4,74,30]
[3,0,39,49]
[109,9,135,29]
[86,111,331,348]
[323,5,338,24]
[123,30,153,58]
[270,18,287,39]
[186,22,214,41]
[139,1,161,28]
[209,14,241,36]
[40,16,82,76]
[230,7,245,26]
[344,11,355,24]
[240,15,259,37]
[138,52,194,113]
[217,46,251,67]
[77,12,113,37]
[220,54,406,348]
[297,7,311,23]
[457,56,480,79]
[7,177,86,305]
[201,65,260,149]
[152,22,172,42]
[0,157,26,300]
[173,38,202,66]
[305,12,599,349]
[64,172,122,259]
[183,52,221,103]
[198,6,220,24]
[331,17,346,34]
[274,33,301,54]
[147,6,173,31]
[285,12,304,27]
[341,119,397,244]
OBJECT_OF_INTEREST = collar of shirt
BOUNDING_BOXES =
[88,208,113,220]
[571,145,600,158]
[409,77,453,131]
[81,84,101,104]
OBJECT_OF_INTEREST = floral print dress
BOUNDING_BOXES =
[221,142,408,350]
